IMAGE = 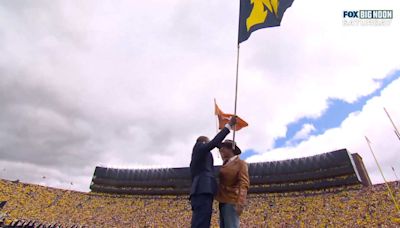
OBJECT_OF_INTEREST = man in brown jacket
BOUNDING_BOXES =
[215,140,250,228]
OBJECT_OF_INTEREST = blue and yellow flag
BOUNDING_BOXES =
[238,0,294,43]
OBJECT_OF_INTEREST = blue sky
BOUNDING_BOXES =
[242,70,400,160]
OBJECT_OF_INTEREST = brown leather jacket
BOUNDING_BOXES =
[215,156,250,206]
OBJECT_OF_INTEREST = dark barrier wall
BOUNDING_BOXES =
[351,153,372,186]
[91,149,369,194]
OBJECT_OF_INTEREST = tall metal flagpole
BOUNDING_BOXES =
[216,116,219,134]
[392,166,399,181]
[232,44,240,148]
[215,98,219,133]
[384,107,400,141]
[365,136,400,214]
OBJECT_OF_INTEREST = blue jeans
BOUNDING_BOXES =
[219,203,239,228]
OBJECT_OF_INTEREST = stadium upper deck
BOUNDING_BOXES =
[90,148,371,195]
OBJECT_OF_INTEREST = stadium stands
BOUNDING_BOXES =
[2,149,399,227]
[1,179,399,227]
[91,149,371,195]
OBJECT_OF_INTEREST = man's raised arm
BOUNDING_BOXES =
[205,116,237,151]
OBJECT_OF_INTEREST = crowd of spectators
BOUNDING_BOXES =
[1,179,399,227]
[243,183,400,227]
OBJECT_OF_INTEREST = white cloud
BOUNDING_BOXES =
[292,124,316,141]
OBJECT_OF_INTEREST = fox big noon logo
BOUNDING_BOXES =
[343,10,393,26]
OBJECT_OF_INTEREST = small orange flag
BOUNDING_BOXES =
[214,100,248,131]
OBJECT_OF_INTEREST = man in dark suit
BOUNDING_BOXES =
[190,116,236,228]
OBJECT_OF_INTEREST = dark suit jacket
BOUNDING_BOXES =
[190,127,230,197]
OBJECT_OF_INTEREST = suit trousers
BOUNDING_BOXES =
[190,193,214,228]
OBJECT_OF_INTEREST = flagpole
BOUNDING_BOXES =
[392,166,399,181]
[384,107,400,141]
[216,116,219,134]
[365,136,400,214]
[232,44,240,147]
[214,99,219,133]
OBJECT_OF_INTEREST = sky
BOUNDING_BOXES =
[0,0,399,192]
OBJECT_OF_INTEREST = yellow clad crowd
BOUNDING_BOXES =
[1,179,399,227]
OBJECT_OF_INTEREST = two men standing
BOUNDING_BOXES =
[189,117,250,228]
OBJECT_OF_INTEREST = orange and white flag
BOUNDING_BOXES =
[214,100,248,131]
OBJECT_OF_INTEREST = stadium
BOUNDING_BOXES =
[1,0,400,227]
[1,148,399,227]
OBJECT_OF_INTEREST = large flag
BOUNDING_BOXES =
[238,0,295,43]
[215,100,248,131]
